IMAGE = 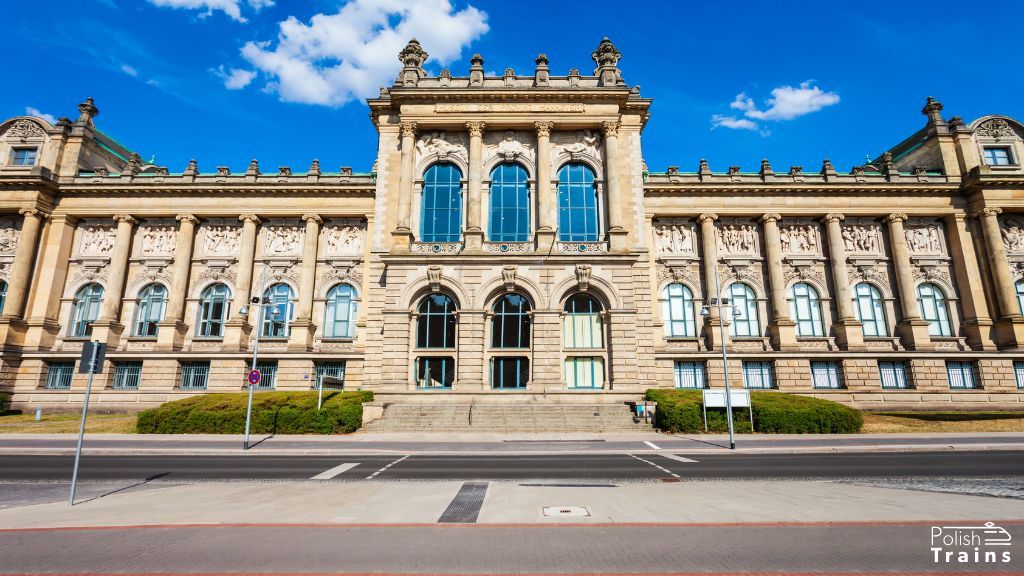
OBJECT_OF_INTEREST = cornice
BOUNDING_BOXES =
[55,182,377,195]
[644,181,962,196]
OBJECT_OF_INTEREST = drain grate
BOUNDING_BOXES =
[542,506,590,517]
[437,481,488,523]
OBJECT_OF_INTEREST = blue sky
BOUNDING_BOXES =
[5,0,1022,173]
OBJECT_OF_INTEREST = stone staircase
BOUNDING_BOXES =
[361,403,653,433]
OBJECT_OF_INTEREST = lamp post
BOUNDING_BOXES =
[700,270,742,450]
[243,276,281,451]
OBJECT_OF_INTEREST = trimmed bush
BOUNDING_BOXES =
[136,390,373,434]
[645,389,863,434]
[0,391,10,414]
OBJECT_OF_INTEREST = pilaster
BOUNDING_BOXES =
[887,213,933,350]
[602,121,628,252]
[288,214,321,351]
[944,213,996,350]
[760,213,798,351]
[0,208,46,348]
[392,121,417,252]
[223,214,260,351]
[823,213,864,350]
[975,207,1024,349]
[464,121,485,252]
[698,213,729,350]
[534,121,555,252]
[156,214,198,351]
[90,214,136,348]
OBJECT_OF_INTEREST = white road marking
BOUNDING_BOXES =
[310,462,360,480]
[628,454,681,479]
[366,455,409,480]
[643,441,661,450]
[660,454,699,463]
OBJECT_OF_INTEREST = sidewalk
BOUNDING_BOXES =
[2,431,1023,455]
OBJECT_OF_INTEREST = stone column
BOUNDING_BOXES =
[156,214,198,351]
[975,207,1024,349]
[464,121,486,252]
[945,213,996,350]
[223,214,260,351]
[602,121,628,252]
[698,213,727,350]
[760,214,797,350]
[392,121,417,252]
[823,214,864,350]
[23,215,77,349]
[887,213,932,350]
[288,214,321,351]
[91,214,137,347]
[534,121,555,251]
[1,208,45,319]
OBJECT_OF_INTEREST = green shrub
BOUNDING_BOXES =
[135,390,373,434]
[644,389,862,434]
[0,391,10,414]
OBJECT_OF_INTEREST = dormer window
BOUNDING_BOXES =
[11,147,38,166]
[984,146,1013,166]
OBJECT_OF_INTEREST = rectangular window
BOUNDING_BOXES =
[565,357,604,389]
[984,147,1013,166]
[254,361,277,390]
[810,361,842,389]
[415,356,454,388]
[742,361,775,389]
[1015,361,1024,389]
[11,147,38,166]
[179,361,210,390]
[563,312,603,348]
[111,361,143,390]
[44,361,75,390]
[673,361,706,389]
[878,361,910,389]
[946,361,979,390]
[491,356,529,389]
[314,361,347,389]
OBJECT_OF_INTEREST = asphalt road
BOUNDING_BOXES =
[1,450,1022,482]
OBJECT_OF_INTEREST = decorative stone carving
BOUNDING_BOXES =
[557,242,607,254]
[416,131,467,163]
[79,224,115,256]
[140,224,176,256]
[1000,215,1024,254]
[717,222,759,256]
[720,262,765,296]
[195,266,236,286]
[3,119,46,141]
[128,267,170,292]
[411,242,462,254]
[575,264,592,291]
[975,118,1015,140]
[783,264,827,288]
[550,129,600,163]
[0,220,20,255]
[653,221,696,255]
[657,263,703,298]
[779,224,820,256]
[904,223,945,255]
[202,223,241,257]
[427,265,442,292]
[502,265,517,292]
[264,224,304,255]
[482,242,533,254]
[911,264,952,287]
[323,222,365,258]
[841,223,883,254]
[483,130,534,165]
[848,263,892,295]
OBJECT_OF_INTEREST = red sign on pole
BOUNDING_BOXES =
[247,369,261,386]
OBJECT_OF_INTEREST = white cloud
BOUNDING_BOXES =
[712,81,839,132]
[147,0,272,23]
[239,0,488,106]
[213,65,257,89]
[25,107,57,124]
[121,63,138,77]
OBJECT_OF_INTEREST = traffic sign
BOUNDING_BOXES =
[247,369,261,385]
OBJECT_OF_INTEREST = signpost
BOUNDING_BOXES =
[316,375,344,411]
[69,341,106,507]
[701,389,753,433]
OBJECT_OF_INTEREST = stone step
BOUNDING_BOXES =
[363,402,652,433]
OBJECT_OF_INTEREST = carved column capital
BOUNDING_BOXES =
[886,213,908,224]
[239,214,261,225]
[465,121,486,138]
[18,207,46,220]
[112,214,137,225]
[601,120,620,137]
[301,214,323,225]
[824,213,845,224]
[400,121,418,138]
[972,207,1003,219]
[176,214,199,225]
[697,213,719,224]
[534,121,554,137]
[760,213,782,224]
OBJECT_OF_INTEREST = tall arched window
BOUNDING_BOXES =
[491,293,531,348]
[197,283,230,337]
[70,283,104,337]
[421,163,463,242]
[1016,279,1024,316]
[564,294,604,348]
[324,284,358,338]
[262,283,295,338]
[854,282,888,337]
[489,163,530,242]
[661,283,695,338]
[790,282,824,337]
[133,284,167,337]
[728,283,760,337]
[917,282,952,336]
[557,163,599,242]
[416,294,457,348]
[0,279,7,315]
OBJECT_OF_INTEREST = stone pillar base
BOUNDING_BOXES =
[608,227,629,253]
[703,312,731,351]
[994,315,1024,350]
[89,319,125,349]
[23,317,62,350]
[287,319,317,352]
[390,229,414,254]
[768,320,799,351]
[962,318,997,351]
[221,318,253,352]
[832,319,866,351]
[535,229,555,253]
[463,229,484,253]
[154,320,189,351]
[897,319,934,351]
[0,316,28,349]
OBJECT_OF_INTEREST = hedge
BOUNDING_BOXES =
[644,389,863,434]
[0,391,10,414]
[136,390,373,434]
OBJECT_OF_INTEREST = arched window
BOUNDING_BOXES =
[564,294,603,348]
[421,163,463,242]
[917,283,952,336]
[488,163,530,242]
[0,280,7,315]
[70,283,104,337]
[557,163,599,242]
[324,284,358,338]
[1016,279,1024,316]
[661,283,695,338]
[262,283,295,338]
[133,284,167,337]
[197,283,230,337]
[729,283,760,337]
[790,282,824,337]
[416,294,457,348]
[491,293,531,348]
[854,283,888,337]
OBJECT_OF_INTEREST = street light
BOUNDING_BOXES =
[700,270,738,450]
[243,283,280,450]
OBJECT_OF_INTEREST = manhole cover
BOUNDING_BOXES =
[542,506,590,517]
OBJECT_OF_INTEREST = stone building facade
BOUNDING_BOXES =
[1,38,1023,411]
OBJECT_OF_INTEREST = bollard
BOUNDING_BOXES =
[35,407,42,421]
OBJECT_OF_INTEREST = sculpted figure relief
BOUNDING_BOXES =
[1001,219,1024,253]
[80,225,115,256]
[841,224,882,254]
[780,225,818,254]
[324,224,365,257]
[550,129,601,164]
[718,224,758,255]
[653,223,695,255]
[203,224,241,256]
[416,131,467,162]
[265,225,304,255]
[140,225,176,255]
[0,222,19,255]
[905,225,943,255]
[484,130,534,164]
